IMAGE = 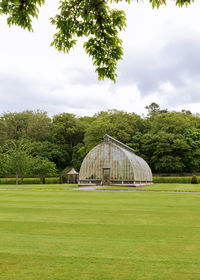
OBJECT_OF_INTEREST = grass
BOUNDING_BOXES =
[1,183,199,191]
[0,184,78,190]
[141,183,200,191]
[0,190,200,280]
[102,183,200,192]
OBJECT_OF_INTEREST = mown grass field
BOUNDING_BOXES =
[141,183,200,191]
[1,190,200,280]
[1,183,200,192]
[102,183,200,192]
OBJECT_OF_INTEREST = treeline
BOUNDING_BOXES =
[0,103,200,181]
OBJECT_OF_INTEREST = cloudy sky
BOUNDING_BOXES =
[0,0,200,117]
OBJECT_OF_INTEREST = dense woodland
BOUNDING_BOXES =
[0,103,200,181]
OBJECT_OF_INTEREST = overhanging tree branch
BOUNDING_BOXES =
[0,0,195,81]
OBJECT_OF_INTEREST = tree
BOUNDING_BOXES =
[183,128,200,172]
[0,0,194,82]
[145,102,161,115]
[29,141,67,171]
[71,143,88,171]
[84,110,142,151]
[5,139,33,184]
[0,153,9,177]
[0,110,51,144]
[51,113,86,166]
[140,131,189,173]
[31,157,57,184]
[147,111,192,134]
[145,103,168,116]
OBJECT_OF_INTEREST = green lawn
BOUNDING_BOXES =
[1,183,200,192]
[0,184,78,190]
[102,183,200,192]
[0,190,200,280]
[141,183,200,191]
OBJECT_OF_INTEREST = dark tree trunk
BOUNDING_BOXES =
[16,172,18,185]
[20,176,23,184]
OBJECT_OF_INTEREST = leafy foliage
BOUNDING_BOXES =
[0,0,45,31]
[191,174,199,184]
[5,139,34,184]
[51,0,126,82]
[0,153,9,176]
[84,110,141,151]
[0,0,195,81]
[0,106,200,175]
[153,176,193,183]
[31,157,57,183]
[0,110,51,143]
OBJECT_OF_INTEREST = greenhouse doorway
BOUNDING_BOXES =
[102,168,111,185]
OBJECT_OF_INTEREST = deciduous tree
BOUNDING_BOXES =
[31,157,57,184]
[0,153,9,177]
[5,140,33,184]
[0,111,51,144]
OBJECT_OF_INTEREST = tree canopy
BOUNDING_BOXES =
[0,105,200,176]
[0,0,194,81]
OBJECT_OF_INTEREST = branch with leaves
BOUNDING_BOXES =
[0,0,195,81]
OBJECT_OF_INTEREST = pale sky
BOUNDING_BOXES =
[0,0,200,117]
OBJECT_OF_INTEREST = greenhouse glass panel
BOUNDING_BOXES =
[79,135,152,186]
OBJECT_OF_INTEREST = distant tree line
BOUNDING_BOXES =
[0,104,200,180]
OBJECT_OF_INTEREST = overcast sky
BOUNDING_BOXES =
[0,0,200,117]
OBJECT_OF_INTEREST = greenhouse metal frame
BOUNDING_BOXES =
[79,135,152,186]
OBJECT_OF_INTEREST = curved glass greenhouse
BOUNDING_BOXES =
[79,135,152,186]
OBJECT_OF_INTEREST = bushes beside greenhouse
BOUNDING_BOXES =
[191,175,199,184]
[153,176,199,184]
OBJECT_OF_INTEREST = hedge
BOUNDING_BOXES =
[0,176,199,185]
[0,177,60,184]
[153,176,199,184]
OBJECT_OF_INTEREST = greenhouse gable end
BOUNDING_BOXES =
[79,135,152,186]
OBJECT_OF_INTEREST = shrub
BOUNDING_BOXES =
[191,175,199,184]
[45,177,60,184]
[153,176,196,184]
[0,178,18,184]
[23,178,41,184]
[0,177,60,184]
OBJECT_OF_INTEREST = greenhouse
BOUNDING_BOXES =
[79,135,152,186]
